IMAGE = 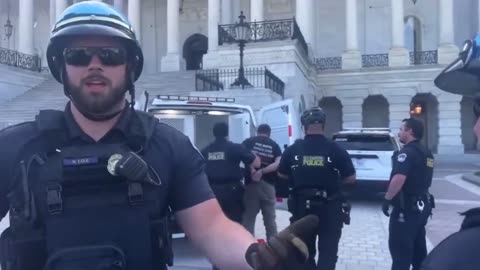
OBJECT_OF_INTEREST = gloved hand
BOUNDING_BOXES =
[382,199,391,217]
[245,215,319,270]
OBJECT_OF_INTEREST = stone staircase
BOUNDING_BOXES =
[0,70,197,128]
[0,65,47,105]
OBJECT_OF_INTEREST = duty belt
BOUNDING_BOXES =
[292,188,342,201]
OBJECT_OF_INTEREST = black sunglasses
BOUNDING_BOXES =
[63,47,127,66]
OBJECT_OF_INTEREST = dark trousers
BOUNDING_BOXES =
[211,182,244,270]
[389,205,431,270]
[290,200,344,270]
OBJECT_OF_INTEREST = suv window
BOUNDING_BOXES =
[333,134,396,151]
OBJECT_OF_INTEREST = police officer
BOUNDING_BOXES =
[278,107,356,270]
[418,33,480,270]
[0,2,321,270]
[201,122,260,225]
[382,118,435,270]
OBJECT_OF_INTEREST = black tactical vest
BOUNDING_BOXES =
[0,110,173,270]
[403,141,434,196]
[204,140,243,183]
[290,140,340,194]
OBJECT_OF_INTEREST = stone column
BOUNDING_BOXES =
[221,0,233,24]
[208,0,220,52]
[385,94,414,131]
[50,0,56,28]
[232,0,242,22]
[161,0,185,71]
[19,0,34,55]
[250,0,264,22]
[437,93,464,154]
[296,0,314,46]
[128,0,141,42]
[203,0,221,69]
[438,0,459,64]
[339,97,363,128]
[55,0,68,20]
[389,0,409,67]
[342,0,361,69]
[114,0,124,13]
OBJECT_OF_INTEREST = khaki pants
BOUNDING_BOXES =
[242,180,278,241]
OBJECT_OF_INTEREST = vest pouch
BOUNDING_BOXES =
[44,245,126,270]
[0,227,46,270]
[45,204,155,270]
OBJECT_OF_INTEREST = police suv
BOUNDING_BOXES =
[332,128,402,193]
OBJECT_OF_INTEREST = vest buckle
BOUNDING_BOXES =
[128,183,144,205]
[47,183,63,214]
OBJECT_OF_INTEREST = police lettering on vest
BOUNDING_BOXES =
[201,138,255,184]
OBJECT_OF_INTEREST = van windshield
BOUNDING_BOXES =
[333,134,396,151]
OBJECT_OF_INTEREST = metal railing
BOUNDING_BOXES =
[314,57,342,71]
[0,47,42,72]
[314,50,440,71]
[361,54,389,68]
[409,50,438,65]
[218,18,308,54]
[195,67,285,98]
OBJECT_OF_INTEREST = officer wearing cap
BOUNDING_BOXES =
[277,107,356,270]
[201,122,260,225]
[0,2,321,270]
[418,33,480,270]
[382,118,435,270]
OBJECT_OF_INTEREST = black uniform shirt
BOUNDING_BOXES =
[278,135,355,188]
[0,103,215,219]
[201,138,255,184]
[242,136,282,184]
[391,140,434,195]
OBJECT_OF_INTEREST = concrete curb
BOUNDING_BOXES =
[462,171,480,186]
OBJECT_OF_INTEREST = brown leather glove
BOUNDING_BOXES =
[245,215,319,270]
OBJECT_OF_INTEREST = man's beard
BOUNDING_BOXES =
[68,78,126,116]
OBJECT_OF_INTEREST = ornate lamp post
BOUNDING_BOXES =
[4,19,13,40]
[231,11,252,89]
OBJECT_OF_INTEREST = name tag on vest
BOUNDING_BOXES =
[63,157,99,166]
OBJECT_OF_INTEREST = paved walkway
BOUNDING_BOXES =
[253,203,392,270]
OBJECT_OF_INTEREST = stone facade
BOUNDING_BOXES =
[0,0,479,153]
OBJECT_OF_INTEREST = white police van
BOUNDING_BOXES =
[135,92,303,153]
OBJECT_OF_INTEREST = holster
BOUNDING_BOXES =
[288,188,329,217]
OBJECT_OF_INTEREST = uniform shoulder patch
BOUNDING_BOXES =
[397,153,407,162]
